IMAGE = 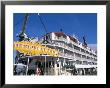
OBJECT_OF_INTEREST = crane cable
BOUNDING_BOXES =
[37,13,59,56]
[38,13,48,33]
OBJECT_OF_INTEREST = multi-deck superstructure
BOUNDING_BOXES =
[14,32,97,76]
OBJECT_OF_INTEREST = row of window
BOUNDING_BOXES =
[52,41,97,58]
[53,37,96,55]
[75,53,96,60]
[74,45,97,57]
[73,45,96,58]
[58,51,96,61]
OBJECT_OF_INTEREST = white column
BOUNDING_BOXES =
[26,57,29,75]
[54,58,58,75]
[58,58,61,75]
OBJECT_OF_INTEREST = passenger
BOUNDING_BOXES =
[36,65,42,75]
[35,62,44,75]
[72,68,77,75]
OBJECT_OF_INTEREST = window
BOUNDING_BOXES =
[86,51,89,54]
[68,43,72,48]
[83,61,88,65]
[76,60,81,64]
[75,53,81,57]
[82,55,86,58]
[90,53,92,55]
[87,56,90,59]
[74,45,80,51]
[81,49,85,53]
[88,62,92,65]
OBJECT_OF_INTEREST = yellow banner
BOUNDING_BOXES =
[14,41,59,57]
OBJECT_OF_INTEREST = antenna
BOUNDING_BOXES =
[60,28,63,32]
[83,36,87,46]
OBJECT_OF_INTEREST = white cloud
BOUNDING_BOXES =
[88,44,97,51]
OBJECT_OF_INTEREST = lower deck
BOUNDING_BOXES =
[14,56,97,76]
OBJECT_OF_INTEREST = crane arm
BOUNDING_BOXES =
[21,13,29,34]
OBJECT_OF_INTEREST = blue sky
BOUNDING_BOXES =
[13,13,97,44]
[13,13,97,63]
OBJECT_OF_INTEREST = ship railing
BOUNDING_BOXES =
[52,42,74,52]
[42,43,79,55]
[42,44,97,60]
[73,49,88,57]
[59,53,74,59]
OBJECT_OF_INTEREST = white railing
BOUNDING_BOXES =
[59,53,74,59]
[42,43,97,61]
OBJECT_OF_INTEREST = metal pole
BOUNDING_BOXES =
[26,57,29,75]
[48,60,49,75]
[45,55,46,75]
